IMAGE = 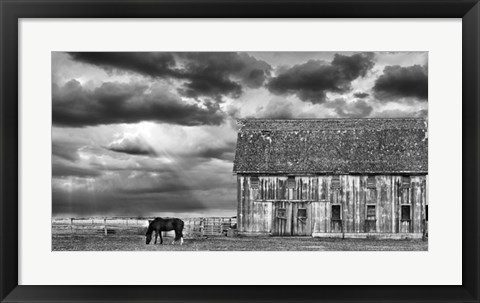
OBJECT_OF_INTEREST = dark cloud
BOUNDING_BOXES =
[189,143,236,161]
[178,52,271,100]
[325,99,373,118]
[197,148,235,161]
[107,136,157,157]
[52,141,81,162]
[69,52,178,78]
[52,141,103,178]
[353,92,369,99]
[267,52,375,103]
[52,162,101,178]
[179,74,242,101]
[373,65,428,101]
[52,140,133,176]
[331,53,375,80]
[52,80,225,127]
[67,52,272,100]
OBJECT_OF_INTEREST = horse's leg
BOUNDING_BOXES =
[172,231,177,245]
[159,232,163,244]
[174,230,183,245]
[178,229,183,245]
[179,223,184,245]
[154,231,158,244]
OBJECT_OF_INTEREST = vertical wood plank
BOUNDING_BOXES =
[391,176,395,234]
[359,177,366,232]
[237,176,243,232]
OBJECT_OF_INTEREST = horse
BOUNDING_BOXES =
[145,217,184,245]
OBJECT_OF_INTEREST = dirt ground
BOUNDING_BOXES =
[52,234,428,251]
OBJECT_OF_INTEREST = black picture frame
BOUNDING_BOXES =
[1,0,478,302]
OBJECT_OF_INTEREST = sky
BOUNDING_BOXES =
[52,51,428,218]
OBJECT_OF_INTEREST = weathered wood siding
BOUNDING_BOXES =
[237,175,427,235]
[238,176,273,234]
[272,201,291,236]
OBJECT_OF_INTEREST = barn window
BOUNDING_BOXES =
[401,205,411,221]
[276,208,287,219]
[250,176,260,189]
[297,208,307,218]
[286,176,296,189]
[366,205,376,220]
[331,176,340,190]
[331,204,342,220]
[367,176,376,189]
[402,176,411,188]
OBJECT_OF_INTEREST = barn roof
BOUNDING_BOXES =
[233,118,428,174]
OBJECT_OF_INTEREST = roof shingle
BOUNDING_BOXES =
[233,118,428,174]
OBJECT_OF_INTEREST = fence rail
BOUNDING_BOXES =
[52,217,237,237]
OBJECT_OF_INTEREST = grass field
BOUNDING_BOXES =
[52,234,428,251]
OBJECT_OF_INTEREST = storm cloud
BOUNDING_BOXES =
[68,52,272,100]
[373,65,428,101]
[52,161,101,178]
[188,142,236,161]
[107,136,157,157]
[353,92,370,99]
[178,52,271,100]
[267,53,375,103]
[52,80,225,127]
[69,52,178,78]
[52,141,81,162]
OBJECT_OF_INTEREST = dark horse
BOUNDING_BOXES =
[146,217,184,245]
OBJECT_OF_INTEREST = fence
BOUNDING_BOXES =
[52,217,237,238]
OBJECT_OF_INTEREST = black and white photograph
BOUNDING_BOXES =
[51,51,428,251]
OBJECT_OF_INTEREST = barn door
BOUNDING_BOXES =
[292,202,312,236]
[272,202,292,236]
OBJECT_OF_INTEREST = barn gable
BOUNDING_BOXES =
[233,118,428,174]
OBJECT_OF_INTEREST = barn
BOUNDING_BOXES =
[232,118,428,238]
